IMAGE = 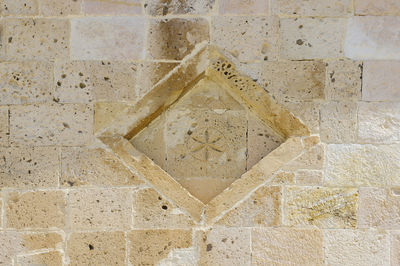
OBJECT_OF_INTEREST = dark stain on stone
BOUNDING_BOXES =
[88,244,94,250]
[206,243,213,251]
[162,205,168,210]
[296,39,304,45]
[79,83,86,89]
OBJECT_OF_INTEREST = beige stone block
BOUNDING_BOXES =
[355,0,400,15]
[268,170,295,184]
[391,232,400,265]
[84,0,141,14]
[326,144,400,186]
[219,0,269,14]
[284,186,358,228]
[144,0,214,15]
[17,251,62,266]
[252,228,323,265]
[197,228,251,265]
[216,186,281,227]
[5,19,69,60]
[10,103,93,146]
[67,232,125,266]
[281,101,320,134]
[320,101,357,143]
[133,188,195,228]
[40,0,81,16]
[94,102,132,133]
[0,106,8,146]
[280,18,346,60]
[358,102,400,144]
[295,170,323,185]
[71,17,145,60]
[0,0,39,15]
[6,190,66,229]
[274,0,352,16]
[129,230,192,265]
[0,61,53,104]
[363,61,400,101]
[345,16,400,60]
[324,230,390,265]
[284,143,324,170]
[147,18,209,60]
[325,60,362,100]
[0,146,59,189]
[68,188,132,230]
[212,16,279,61]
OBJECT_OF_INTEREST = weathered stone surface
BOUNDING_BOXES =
[10,103,93,146]
[212,16,279,61]
[345,16,400,60]
[84,0,141,15]
[284,186,358,228]
[129,230,192,265]
[68,188,132,230]
[17,251,63,266]
[268,170,295,184]
[280,18,346,60]
[6,190,66,229]
[281,101,320,134]
[219,0,269,14]
[67,232,125,266]
[147,18,209,60]
[252,228,323,265]
[0,0,39,15]
[274,0,352,16]
[362,61,400,101]
[71,17,145,60]
[391,232,400,265]
[355,0,400,15]
[144,0,215,15]
[5,19,69,60]
[197,228,251,265]
[326,144,400,186]
[324,230,390,265]
[284,143,324,170]
[358,102,400,144]
[295,170,323,185]
[0,106,8,146]
[40,0,81,16]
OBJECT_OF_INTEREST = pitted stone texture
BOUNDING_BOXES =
[17,252,62,266]
[212,16,279,61]
[144,0,215,15]
[355,0,400,16]
[5,19,69,60]
[325,60,362,100]
[0,0,39,15]
[10,103,93,146]
[129,230,192,265]
[358,102,400,144]
[84,0,141,15]
[0,107,8,146]
[345,16,400,60]
[273,0,352,16]
[268,171,295,185]
[67,232,125,266]
[0,61,53,104]
[320,101,357,143]
[133,188,194,228]
[280,18,346,60]
[147,18,209,60]
[71,17,145,60]
[324,230,390,266]
[295,170,323,185]
[219,0,269,14]
[326,144,400,186]
[0,146,59,189]
[216,186,281,227]
[6,190,66,229]
[363,61,400,102]
[68,188,132,230]
[40,0,81,16]
[252,228,323,265]
[197,228,251,265]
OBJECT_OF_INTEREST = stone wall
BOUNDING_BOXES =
[1,0,400,265]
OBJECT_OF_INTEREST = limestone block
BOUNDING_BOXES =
[358,102,400,144]
[284,143,325,170]
[0,0,38,15]
[68,188,132,230]
[212,16,279,61]
[6,191,66,229]
[0,107,8,146]
[40,0,81,16]
[197,228,251,265]
[320,101,357,143]
[391,233,400,265]
[355,0,400,15]
[17,251,62,266]
[144,0,214,15]
[325,60,362,100]
[5,19,69,60]
[0,61,53,104]
[280,18,346,60]
[0,146,59,189]
[67,232,125,266]
[284,186,358,228]
[295,170,323,185]
[363,61,400,101]
[345,16,400,60]
[268,171,295,184]
[147,18,209,60]
[252,228,323,265]
[281,101,320,134]
[324,230,390,265]
[219,0,269,14]
[129,230,192,265]
[84,0,141,14]
[71,17,146,60]
[10,103,93,146]
[273,0,352,16]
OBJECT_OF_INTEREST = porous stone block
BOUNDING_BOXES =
[274,0,352,16]
[355,0,400,15]
[17,251,63,266]
[324,230,390,265]
[68,188,132,230]
[71,17,146,60]
[219,0,269,14]
[252,228,323,265]
[40,0,82,16]
[212,16,279,61]
[5,19,69,60]
[6,190,66,229]
[144,0,214,15]
[10,103,93,146]
[0,107,8,146]
[280,18,346,60]
[0,0,38,15]
[345,16,400,60]
[295,170,323,185]
[84,0,141,15]
[147,18,209,60]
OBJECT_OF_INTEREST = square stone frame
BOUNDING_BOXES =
[97,42,311,224]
